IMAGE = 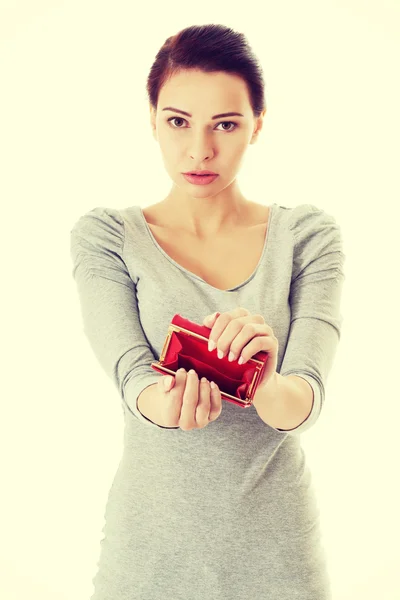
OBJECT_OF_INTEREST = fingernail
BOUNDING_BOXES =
[208,339,216,352]
[228,351,235,362]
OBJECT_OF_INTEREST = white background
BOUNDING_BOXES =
[1,1,399,599]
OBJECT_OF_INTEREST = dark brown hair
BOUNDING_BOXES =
[146,24,267,118]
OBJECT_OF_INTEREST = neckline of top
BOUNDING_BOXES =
[136,203,276,293]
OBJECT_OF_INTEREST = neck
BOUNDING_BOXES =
[160,188,250,237]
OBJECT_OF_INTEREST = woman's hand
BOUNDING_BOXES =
[202,307,278,389]
[138,369,223,431]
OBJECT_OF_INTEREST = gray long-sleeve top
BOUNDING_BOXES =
[70,202,345,600]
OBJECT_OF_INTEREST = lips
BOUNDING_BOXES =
[183,173,219,185]
[184,171,218,176]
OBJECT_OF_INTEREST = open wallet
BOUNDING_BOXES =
[151,313,269,408]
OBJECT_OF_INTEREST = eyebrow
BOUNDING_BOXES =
[162,106,244,119]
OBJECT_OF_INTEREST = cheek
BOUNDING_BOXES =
[235,137,250,151]
[222,136,248,154]
[226,146,248,168]
[159,139,180,162]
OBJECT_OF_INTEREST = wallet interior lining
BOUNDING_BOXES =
[170,331,254,381]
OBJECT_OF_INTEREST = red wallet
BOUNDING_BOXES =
[151,313,269,408]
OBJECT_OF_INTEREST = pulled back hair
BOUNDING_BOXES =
[146,24,267,118]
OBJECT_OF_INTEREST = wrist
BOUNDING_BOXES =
[252,372,280,411]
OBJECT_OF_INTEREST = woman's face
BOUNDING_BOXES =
[150,69,265,199]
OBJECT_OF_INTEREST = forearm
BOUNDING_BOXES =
[252,372,314,431]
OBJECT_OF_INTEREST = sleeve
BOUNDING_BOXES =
[274,203,346,436]
[70,206,179,429]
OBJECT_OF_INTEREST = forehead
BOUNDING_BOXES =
[159,69,249,108]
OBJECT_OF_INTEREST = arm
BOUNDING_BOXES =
[70,207,172,429]
[257,204,345,435]
[252,372,314,431]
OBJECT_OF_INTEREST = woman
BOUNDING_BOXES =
[70,23,345,600]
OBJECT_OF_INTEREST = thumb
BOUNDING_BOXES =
[163,375,173,391]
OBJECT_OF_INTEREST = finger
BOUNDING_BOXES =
[173,367,188,396]
[179,369,199,430]
[195,377,212,427]
[167,368,187,404]
[208,311,253,353]
[208,381,222,422]
[163,374,175,391]
[203,312,219,327]
[237,333,277,364]
[162,368,185,423]
[165,368,185,393]
[215,319,269,359]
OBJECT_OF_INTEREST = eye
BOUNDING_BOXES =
[167,117,238,132]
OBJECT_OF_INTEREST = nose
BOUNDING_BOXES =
[189,138,215,163]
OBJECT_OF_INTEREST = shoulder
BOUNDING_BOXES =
[287,202,340,236]
[70,206,126,253]
[280,202,343,250]
[71,206,124,235]
[282,203,344,276]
